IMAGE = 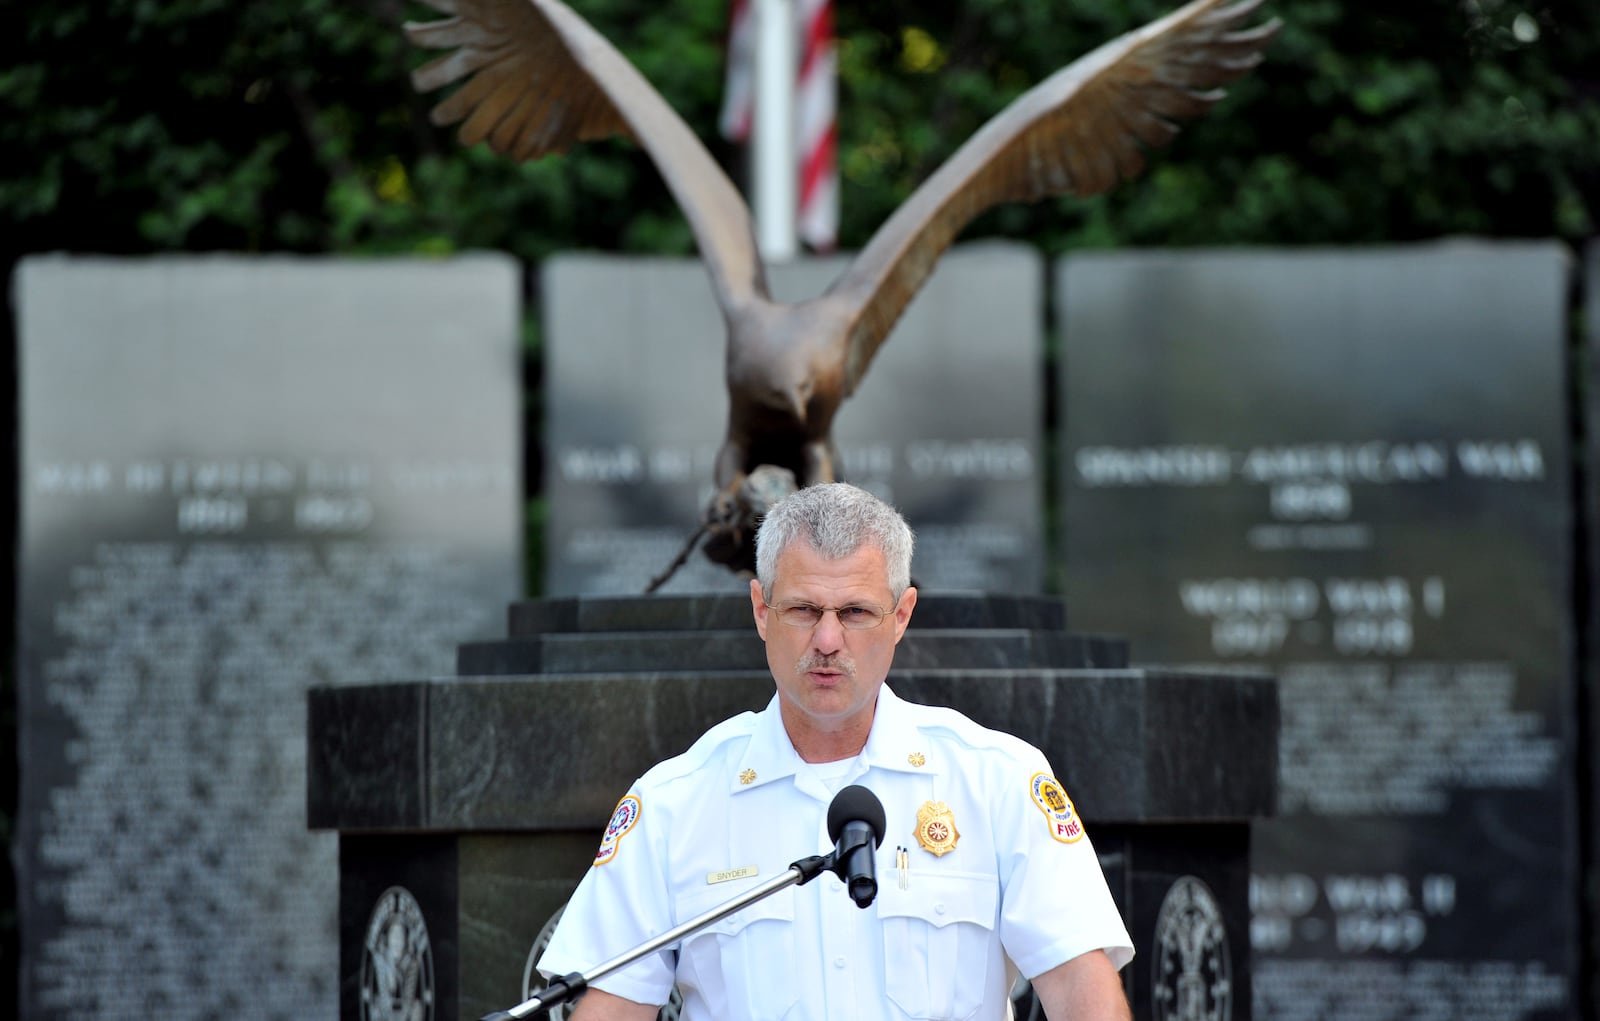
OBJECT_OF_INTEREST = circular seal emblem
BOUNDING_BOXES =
[1152,875,1231,1021]
[360,885,435,1021]
[523,904,684,1021]
[523,906,577,1021]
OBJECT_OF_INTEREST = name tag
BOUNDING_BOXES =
[706,865,759,885]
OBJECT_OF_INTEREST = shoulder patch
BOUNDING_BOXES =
[593,794,642,866]
[1030,773,1085,844]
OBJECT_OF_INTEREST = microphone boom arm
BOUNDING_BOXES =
[481,854,833,1020]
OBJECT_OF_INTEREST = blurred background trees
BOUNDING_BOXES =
[6,0,1598,261]
[3,0,1599,1009]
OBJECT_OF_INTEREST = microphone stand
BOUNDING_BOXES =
[481,836,871,1021]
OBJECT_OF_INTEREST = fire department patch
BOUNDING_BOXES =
[1030,773,1084,844]
[593,794,642,866]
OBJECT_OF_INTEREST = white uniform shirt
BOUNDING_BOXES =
[540,685,1133,1020]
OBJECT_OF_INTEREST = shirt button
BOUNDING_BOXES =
[829,879,843,892]
[834,956,847,968]
[935,903,947,916]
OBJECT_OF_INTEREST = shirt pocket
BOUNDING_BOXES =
[876,869,999,1021]
[672,882,798,1020]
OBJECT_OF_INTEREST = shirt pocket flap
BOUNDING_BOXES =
[875,870,998,930]
[673,879,796,937]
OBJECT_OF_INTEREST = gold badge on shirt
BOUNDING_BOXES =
[914,800,959,856]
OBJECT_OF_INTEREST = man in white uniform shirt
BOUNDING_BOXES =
[540,483,1133,1020]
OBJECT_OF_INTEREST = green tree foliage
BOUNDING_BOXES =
[0,0,736,260]
[3,0,1597,265]
[835,0,1600,247]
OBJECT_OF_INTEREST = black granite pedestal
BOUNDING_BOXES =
[309,593,1276,1021]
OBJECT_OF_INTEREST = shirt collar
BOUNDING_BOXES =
[860,685,943,776]
[730,694,805,793]
[730,684,940,796]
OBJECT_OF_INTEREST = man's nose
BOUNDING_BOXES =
[810,609,847,652]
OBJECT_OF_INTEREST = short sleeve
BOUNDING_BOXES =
[995,753,1135,977]
[538,788,678,1007]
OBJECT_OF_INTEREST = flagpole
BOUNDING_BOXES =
[753,0,798,262]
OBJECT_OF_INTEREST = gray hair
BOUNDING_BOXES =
[755,482,914,600]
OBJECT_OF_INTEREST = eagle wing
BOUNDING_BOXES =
[406,0,770,311]
[826,0,1279,392]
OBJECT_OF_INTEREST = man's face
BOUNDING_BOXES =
[750,541,916,751]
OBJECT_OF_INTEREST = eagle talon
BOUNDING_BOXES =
[699,465,798,575]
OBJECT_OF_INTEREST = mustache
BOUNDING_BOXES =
[796,652,855,677]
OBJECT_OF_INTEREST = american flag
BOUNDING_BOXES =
[719,0,839,251]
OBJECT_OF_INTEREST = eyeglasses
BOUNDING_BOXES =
[770,602,891,630]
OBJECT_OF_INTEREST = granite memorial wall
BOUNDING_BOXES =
[13,256,523,1019]
[1057,242,1577,1020]
[544,241,1044,595]
[1586,239,1600,1019]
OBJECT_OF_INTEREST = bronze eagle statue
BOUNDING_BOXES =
[406,0,1278,575]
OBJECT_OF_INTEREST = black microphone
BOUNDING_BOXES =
[826,785,886,908]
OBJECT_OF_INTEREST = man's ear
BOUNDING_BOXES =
[750,577,770,640]
[892,586,918,642]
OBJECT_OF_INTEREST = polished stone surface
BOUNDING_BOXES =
[507,592,1071,635]
[309,666,1275,833]
[476,592,1119,676]
[1059,243,1577,1019]
[458,628,1127,676]
[15,254,523,1021]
